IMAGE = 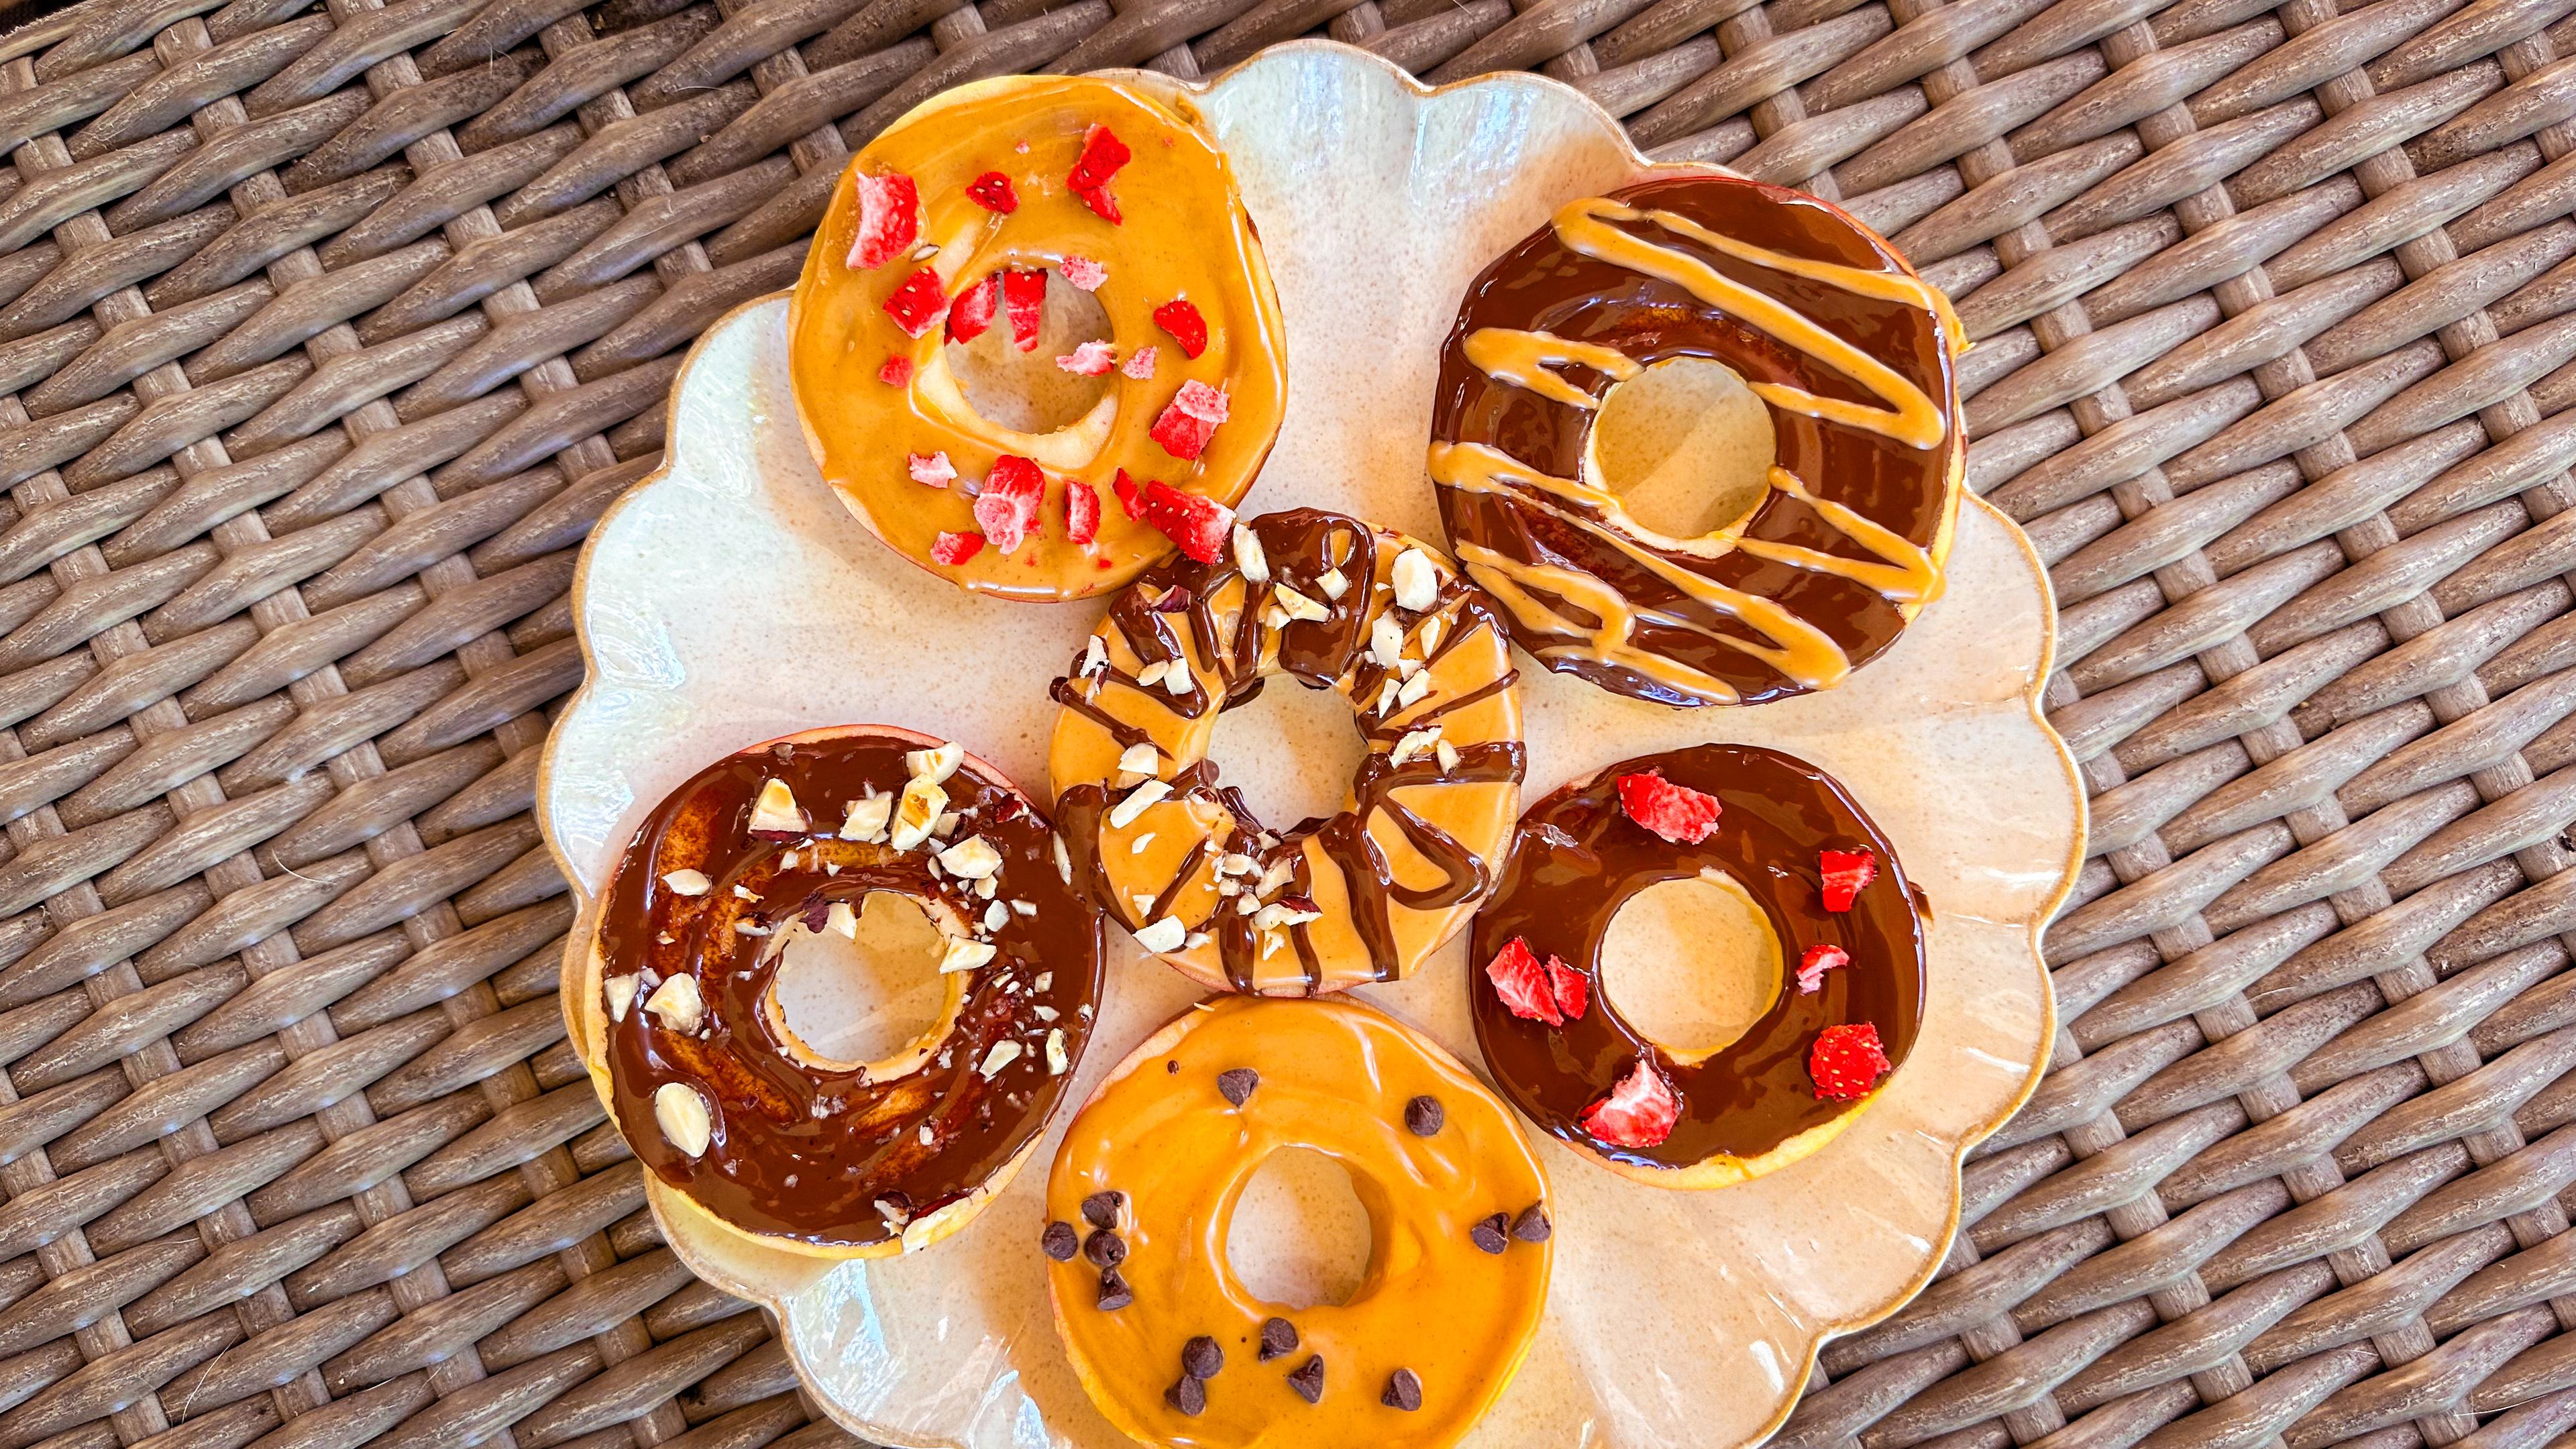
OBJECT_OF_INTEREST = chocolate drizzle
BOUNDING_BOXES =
[1470,744,1924,1171]
[1430,175,1961,708]
[596,730,1104,1248]
[1050,509,1527,995]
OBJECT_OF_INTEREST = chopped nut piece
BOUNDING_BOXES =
[735,921,771,936]
[1258,857,1297,895]
[938,835,1003,879]
[891,777,947,850]
[983,900,1009,932]
[1391,548,1438,611]
[1369,612,1405,669]
[826,901,858,938]
[906,741,964,785]
[661,869,711,896]
[604,973,639,1022]
[1130,833,1155,855]
[1081,637,1108,677]
[1116,742,1160,777]
[1108,779,1171,830]
[1054,834,1073,883]
[1233,525,1270,582]
[978,1040,1023,1077]
[653,1083,712,1156]
[1390,726,1443,767]
[1131,892,1157,917]
[1046,1028,1069,1073]
[1134,916,1187,953]
[932,810,961,839]
[1397,672,1432,708]
[645,974,704,1033]
[1218,853,1256,876]
[1137,659,1171,687]
[1252,900,1323,932]
[1419,615,1444,656]
[940,937,997,973]
[1318,567,1348,599]
[1374,678,1399,716]
[1273,584,1328,622]
[748,779,804,834]
[841,796,892,842]
[1436,740,1462,773]
[1163,666,1192,696]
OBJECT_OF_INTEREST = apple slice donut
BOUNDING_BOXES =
[789,74,1287,602]
[584,725,1104,1257]
[1046,508,1525,995]
[1470,743,1926,1189]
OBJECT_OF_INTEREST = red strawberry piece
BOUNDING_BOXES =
[882,267,948,338]
[1003,268,1046,352]
[1485,938,1560,1026]
[1820,849,1878,912]
[975,455,1046,555]
[1065,480,1100,545]
[931,530,984,566]
[966,171,1018,213]
[1122,345,1159,380]
[947,274,998,343]
[907,451,955,488]
[1580,1058,1678,1149]
[877,356,914,387]
[1140,480,1233,564]
[1057,341,1116,376]
[846,170,918,270]
[1150,379,1229,462]
[1809,1022,1890,1100]
[1113,470,1147,519]
[1548,955,1589,1020]
[1152,299,1209,358]
[1060,255,1106,290]
[1796,943,1849,994]
[1068,124,1130,222]
[1617,771,1722,844]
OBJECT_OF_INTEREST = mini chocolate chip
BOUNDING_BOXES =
[1081,1191,1123,1229]
[1469,1213,1509,1254]
[1258,1317,1298,1362]
[1165,1375,1206,1415]
[1218,1068,1259,1106]
[1097,1269,1133,1310]
[1513,1205,1552,1242]
[1287,1355,1326,1404]
[1182,1335,1224,1379]
[1405,1095,1444,1135]
[1084,1229,1126,1267]
[1040,1221,1078,1260]
[1383,1367,1423,1411]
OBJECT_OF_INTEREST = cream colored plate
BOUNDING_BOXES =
[539,42,2084,1449]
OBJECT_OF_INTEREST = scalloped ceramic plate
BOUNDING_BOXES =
[540,42,2084,1449]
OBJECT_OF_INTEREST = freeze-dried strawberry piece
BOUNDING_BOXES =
[1057,341,1116,376]
[1122,345,1158,380]
[967,171,1018,213]
[931,531,984,566]
[1068,124,1129,222]
[877,356,914,387]
[1140,479,1232,564]
[1549,956,1589,1021]
[1820,849,1878,912]
[1581,1058,1678,1149]
[1152,299,1209,358]
[975,455,1046,555]
[907,451,955,488]
[1113,469,1147,519]
[1065,480,1100,545]
[1617,771,1721,844]
[1004,268,1046,352]
[1810,1022,1890,1100]
[847,171,918,270]
[882,267,948,338]
[1150,380,1229,462]
[948,274,998,343]
[1060,255,1106,290]
[1486,937,1560,1026]
[1796,943,1849,994]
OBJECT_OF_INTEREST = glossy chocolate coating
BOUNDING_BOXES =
[1470,744,1923,1171]
[598,731,1104,1248]
[1431,175,1958,706]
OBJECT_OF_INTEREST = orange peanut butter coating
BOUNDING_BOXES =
[1045,996,1550,1449]
[790,74,1287,602]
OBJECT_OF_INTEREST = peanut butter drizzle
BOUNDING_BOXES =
[788,76,1288,602]
[1045,510,1524,996]
[1046,996,1551,1449]
[1428,176,1962,707]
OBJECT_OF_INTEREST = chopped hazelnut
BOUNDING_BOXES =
[841,796,892,842]
[653,1083,712,1157]
[1391,548,1438,611]
[661,869,711,896]
[906,741,964,786]
[748,779,804,834]
[645,974,704,1033]
[891,777,947,850]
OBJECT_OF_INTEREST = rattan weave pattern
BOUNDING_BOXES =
[0,0,2559,1441]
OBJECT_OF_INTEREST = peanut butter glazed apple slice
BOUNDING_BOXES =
[1046,509,1525,995]
[588,725,1105,1258]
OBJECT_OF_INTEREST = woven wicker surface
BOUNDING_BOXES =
[0,0,2560,1442]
